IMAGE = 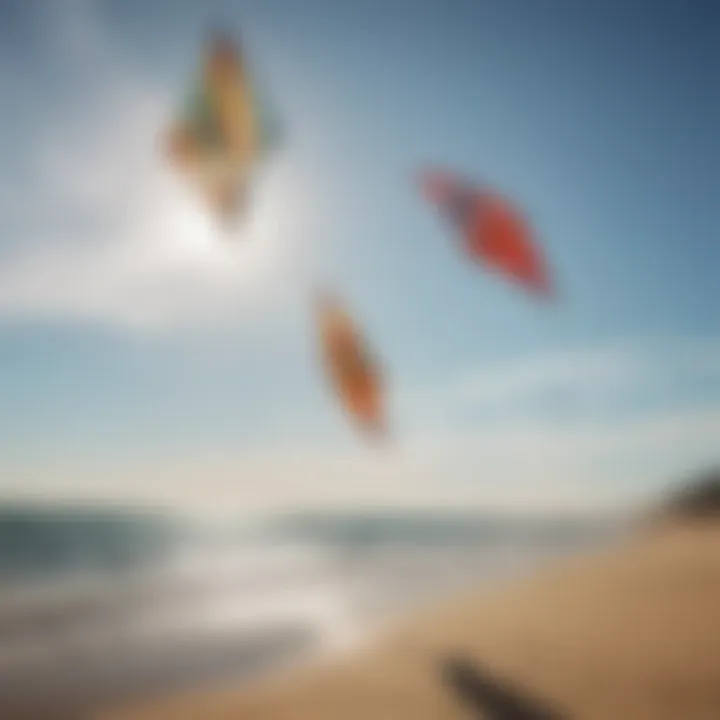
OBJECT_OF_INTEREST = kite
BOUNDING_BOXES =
[314,290,387,440]
[165,32,281,225]
[418,169,553,298]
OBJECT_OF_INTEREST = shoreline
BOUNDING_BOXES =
[0,538,600,719]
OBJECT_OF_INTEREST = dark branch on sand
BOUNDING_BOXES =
[440,656,570,720]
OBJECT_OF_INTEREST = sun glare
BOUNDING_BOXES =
[148,164,303,294]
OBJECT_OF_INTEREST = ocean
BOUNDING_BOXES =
[0,506,618,719]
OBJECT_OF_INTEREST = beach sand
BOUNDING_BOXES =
[100,521,720,720]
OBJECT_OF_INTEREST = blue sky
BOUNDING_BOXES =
[0,0,716,514]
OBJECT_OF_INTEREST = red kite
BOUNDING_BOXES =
[419,169,553,298]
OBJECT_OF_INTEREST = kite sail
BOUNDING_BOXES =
[165,32,281,225]
[314,290,386,440]
[418,169,553,298]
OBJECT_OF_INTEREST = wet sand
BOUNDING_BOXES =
[101,522,720,720]
[1,626,317,720]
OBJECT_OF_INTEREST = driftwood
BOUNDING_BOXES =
[441,656,569,720]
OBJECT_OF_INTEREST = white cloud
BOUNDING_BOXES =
[0,334,716,515]
[0,2,316,333]
[402,338,720,425]
[5,402,718,516]
[454,344,642,404]
[4,338,718,513]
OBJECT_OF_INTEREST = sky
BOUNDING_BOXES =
[0,0,716,515]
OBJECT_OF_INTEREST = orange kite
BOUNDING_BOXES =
[314,291,386,440]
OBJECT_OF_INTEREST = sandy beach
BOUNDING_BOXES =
[101,521,720,720]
